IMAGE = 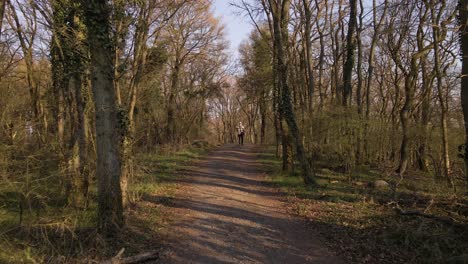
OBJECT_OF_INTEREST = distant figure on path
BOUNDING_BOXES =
[237,122,245,145]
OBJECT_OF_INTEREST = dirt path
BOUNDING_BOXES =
[157,144,341,264]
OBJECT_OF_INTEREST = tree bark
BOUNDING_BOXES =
[81,0,124,234]
[342,0,357,106]
[460,0,468,191]
[364,0,387,160]
[0,0,6,37]
[167,62,181,143]
[73,73,89,205]
[314,0,327,110]
[268,0,316,185]
[302,0,314,111]
[430,0,454,188]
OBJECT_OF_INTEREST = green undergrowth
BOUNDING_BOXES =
[259,147,468,264]
[0,144,209,263]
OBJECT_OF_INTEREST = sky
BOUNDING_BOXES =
[212,0,253,60]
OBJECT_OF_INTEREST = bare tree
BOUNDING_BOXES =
[342,0,358,106]
[264,0,316,184]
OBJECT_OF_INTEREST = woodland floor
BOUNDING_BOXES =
[155,144,342,264]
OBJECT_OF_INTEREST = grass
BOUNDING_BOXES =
[259,147,468,264]
[0,144,210,263]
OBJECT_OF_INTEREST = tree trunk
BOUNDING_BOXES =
[302,0,314,111]
[342,0,357,106]
[167,63,181,143]
[73,73,89,206]
[269,0,315,185]
[460,0,468,191]
[0,0,6,37]
[260,102,266,144]
[418,53,432,171]
[82,0,124,234]
[314,0,327,110]
[356,0,363,114]
[121,5,150,207]
[364,0,387,160]
[431,0,453,188]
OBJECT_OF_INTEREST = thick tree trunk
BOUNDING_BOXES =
[167,63,181,143]
[342,0,357,106]
[460,0,468,190]
[0,0,6,37]
[82,0,124,234]
[418,55,432,171]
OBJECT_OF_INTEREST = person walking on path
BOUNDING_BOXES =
[237,122,245,145]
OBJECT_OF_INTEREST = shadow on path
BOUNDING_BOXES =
[156,144,342,264]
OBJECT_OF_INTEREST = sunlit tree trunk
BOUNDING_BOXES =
[81,0,124,234]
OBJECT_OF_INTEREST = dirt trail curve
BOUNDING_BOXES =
[157,144,342,264]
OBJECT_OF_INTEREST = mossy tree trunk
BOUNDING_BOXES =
[267,0,316,185]
[81,0,124,234]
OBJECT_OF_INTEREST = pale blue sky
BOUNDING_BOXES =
[212,0,253,59]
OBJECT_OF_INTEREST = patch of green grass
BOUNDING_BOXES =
[132,146,208,197]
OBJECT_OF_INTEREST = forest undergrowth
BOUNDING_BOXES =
[260,146,468,264]
[0,143,210,263]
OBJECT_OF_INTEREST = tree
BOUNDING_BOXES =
[460,0,468,190]
[0,0,6,37]
[428,0,456,187]
[264,0,316,185]
[81,0,123,234]
[6,0,43,139]
[342,0,357,106]
[238,28,273,144]
[163,1,225,143]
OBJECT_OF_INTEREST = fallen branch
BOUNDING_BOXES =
[102,248,160,264]
[393,204,466,228]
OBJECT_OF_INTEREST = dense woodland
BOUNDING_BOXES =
[0,0,467,262]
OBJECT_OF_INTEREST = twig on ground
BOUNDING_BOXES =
[101,248,160,264]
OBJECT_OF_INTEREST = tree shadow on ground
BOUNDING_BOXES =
[147,145,468,264]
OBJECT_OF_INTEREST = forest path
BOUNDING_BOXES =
[157,144,341,264]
